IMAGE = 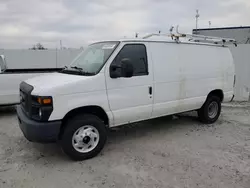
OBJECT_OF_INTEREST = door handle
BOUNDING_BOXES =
[149,86,152,95]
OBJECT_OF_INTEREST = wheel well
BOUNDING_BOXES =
[59,106,109,139]
[208,89,224,102]
[62,106,109,125]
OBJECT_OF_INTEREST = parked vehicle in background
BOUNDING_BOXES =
[0,55,64,105]
[16,33,236,161]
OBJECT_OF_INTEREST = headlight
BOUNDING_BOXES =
[31,96,53,121]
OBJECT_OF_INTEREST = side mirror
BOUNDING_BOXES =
[110,64,121,78]
[121,58,133,78]
[110,58,133,78]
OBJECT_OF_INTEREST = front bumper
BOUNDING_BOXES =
[16,105,61,143]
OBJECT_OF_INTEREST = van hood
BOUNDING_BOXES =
[25,72,105,96]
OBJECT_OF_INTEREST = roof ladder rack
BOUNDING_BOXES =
[142,33,182,43]
[143,26,237,47]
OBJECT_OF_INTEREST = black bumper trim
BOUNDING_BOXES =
[17,105,61,143]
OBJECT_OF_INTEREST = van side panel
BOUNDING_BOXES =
[149,43,185,117]
[220,49,235,102]
[149,42,234,118]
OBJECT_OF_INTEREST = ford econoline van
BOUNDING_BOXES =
[17,34,235,160]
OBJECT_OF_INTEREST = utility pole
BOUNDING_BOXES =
[195,9,200,33]
[60,40,62,49]
[209,21,211,28]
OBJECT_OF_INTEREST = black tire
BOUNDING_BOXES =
[61,114,107,161]
[198,96,221,124]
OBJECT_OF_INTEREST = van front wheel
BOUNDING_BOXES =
[61,114,107,161]
[198,96,221,124]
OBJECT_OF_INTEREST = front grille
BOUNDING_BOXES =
[20,90,28,112]
[20,82,34,117]
[19,82,53,121]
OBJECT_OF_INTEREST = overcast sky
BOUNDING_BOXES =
[0,0,249,49]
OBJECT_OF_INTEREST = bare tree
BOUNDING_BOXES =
[29,43,47,50]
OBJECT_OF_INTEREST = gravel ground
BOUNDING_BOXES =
[0,104,250,188]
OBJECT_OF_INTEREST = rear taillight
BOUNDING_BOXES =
[233,75,236,87]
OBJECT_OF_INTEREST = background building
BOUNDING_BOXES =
[193,26,250,44]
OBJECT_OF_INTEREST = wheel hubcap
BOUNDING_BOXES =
[72,125,100,153]
[82,136,91,144]
[208,101,218,119]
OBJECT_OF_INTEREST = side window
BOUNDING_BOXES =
[112,44,148,76]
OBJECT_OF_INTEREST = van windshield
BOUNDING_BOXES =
[64,42,119,75]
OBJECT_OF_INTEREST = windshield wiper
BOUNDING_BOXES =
[69,66,95,75]
[70,66,83,70]
[80,71,95,76]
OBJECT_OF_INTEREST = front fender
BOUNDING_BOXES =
[48,90,113,125]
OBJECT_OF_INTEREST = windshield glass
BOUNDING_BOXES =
[69,42,119,75]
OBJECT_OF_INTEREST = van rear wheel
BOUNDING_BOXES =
[61,114,107,161]
[198,96,221,124]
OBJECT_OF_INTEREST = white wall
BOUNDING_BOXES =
[229,45,250,101]
[0,49,83,69]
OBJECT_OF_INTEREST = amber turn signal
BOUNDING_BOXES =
[37,97,52,104]
[43,98,52,104]
[37,97,42,104]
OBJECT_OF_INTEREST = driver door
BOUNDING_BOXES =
[105,43,153,126]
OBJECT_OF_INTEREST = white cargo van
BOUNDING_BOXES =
[17,33,235,160]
